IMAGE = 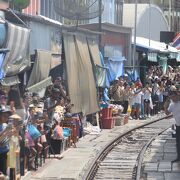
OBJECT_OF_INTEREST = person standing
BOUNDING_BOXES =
[122,83,132,114]
[0,107,11,175]
[133,85,143,120]
[143,83,152,118]
[164,86,180,162]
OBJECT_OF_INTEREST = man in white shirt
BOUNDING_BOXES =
[143,83,152,118]
[133,85,143,120]
[164,86,180,163]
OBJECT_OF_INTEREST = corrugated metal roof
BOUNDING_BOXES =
[133,36,178,53]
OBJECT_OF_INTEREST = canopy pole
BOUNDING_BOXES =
[98,0,102,51]
[7,8,29,29]
[132,0,137,73]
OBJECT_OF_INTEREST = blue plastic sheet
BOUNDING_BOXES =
[99,54,126,87]
[126,69,139,82]
[0,52,6,80]
[107,57,125,80]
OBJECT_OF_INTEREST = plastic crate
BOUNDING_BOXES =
[102,117,115,129]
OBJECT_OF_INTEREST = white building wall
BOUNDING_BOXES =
[90,0,115,24]
[123,4,169,41]
[137,5,169,41]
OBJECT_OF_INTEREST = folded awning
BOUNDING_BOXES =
[27,77,52,92]
[27,50,51,87]
[0,75,20,86]
[2,22,31,76]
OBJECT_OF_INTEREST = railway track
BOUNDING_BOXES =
[84,115,174,180]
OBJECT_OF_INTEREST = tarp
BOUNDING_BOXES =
[0,52,6,80]
[94,65,107,87]
[0,75,20,86]
[26,77,52,97]
[107,57,125,80]
[64,33,99,115]
[2,22,31,76]
[126,69,139,82]
[87,38,102,66]
[177,51,180,62]
[63,34,82,114]
[27,50,51,87]
[87,38,107,88]
[158,54,168,74]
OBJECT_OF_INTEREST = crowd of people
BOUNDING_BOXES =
[0,64,179,177]
[109,65,180,120]
[0,76,83,177]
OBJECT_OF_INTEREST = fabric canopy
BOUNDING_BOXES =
[27,50,51,87]
[3,22,30,76]
[107,57,125,80]
[64,33,99,115]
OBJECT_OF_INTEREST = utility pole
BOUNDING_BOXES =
[169,0,172,31]
[149,0,151,47]
[132,0,137,72]
[98,0,102,51]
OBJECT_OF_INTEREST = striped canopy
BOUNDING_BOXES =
[2,22,31,76]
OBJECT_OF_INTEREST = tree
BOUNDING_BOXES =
[11,0,30,12]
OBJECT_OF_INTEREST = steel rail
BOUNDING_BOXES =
[82,114,173,180]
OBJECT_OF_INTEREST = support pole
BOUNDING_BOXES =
[169,0,172,31]
[132,0,137,72]
[98,0,102,50]
[149,0,151,47]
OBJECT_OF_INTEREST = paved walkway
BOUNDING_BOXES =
[142,128,180,180]
[22,114,178,180]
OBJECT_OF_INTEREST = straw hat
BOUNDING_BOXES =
[9,114,22,120]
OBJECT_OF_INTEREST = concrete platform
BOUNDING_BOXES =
[21,114,179,180]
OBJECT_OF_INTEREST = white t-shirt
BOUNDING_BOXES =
[153,83,160,95]
[134,91,143,104]
[143,89,151,100]
[168,101,180,126]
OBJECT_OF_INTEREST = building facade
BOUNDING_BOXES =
[125,0,180,33]
[23,0,62,22]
